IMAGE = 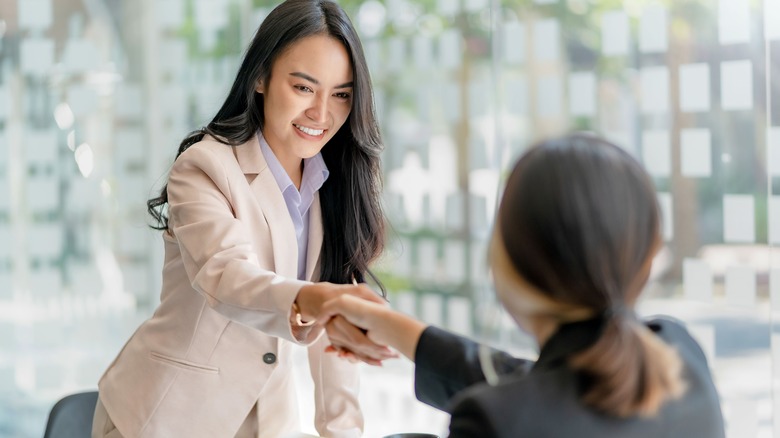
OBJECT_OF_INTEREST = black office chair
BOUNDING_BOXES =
[43,390,99,438]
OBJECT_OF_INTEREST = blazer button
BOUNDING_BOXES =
[263,353,277,364]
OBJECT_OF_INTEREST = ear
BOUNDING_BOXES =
[255,80,264,94]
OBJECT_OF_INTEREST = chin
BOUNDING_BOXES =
[296,144,327,160]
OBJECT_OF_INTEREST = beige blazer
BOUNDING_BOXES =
[97,135,362,437]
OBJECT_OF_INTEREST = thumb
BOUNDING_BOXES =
[317,295,370,327]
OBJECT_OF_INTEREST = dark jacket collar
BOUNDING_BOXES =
[532,317,606,372]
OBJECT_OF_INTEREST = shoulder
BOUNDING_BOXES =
[177,136,237,164]
[643,314,686,331]
[171,136,248,179]
[444,317,725,437]
[447,370,575,438]
[166,137,248,200]
[644,316,725,433]
[643,315,709,365]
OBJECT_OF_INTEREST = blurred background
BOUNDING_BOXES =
[0,0,777,436]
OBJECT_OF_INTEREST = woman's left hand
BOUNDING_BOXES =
[295,282,384,322]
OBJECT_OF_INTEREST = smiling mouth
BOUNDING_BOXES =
[293,123,325,136]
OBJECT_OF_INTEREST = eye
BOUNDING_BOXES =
[334,92,351,100]
[294,85,313,93]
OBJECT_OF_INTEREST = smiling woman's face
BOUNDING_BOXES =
[257,34,354,169]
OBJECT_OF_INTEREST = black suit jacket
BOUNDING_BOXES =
[414,317,725,438]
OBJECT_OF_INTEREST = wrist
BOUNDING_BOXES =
[295,284,323,322]
[379,312,427,361]
[291,299,316,327]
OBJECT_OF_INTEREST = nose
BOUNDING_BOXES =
[305,94,329,125]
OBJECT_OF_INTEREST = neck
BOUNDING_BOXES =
[525,314,560,348]
[265,138,303,190]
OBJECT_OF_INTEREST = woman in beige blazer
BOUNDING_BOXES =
[92,1,395,436]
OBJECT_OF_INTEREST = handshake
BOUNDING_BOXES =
[294,282,427,365]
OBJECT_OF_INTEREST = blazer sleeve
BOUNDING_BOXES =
[168,145,315,343]
[414,326,533,411]
[307,334,363,438]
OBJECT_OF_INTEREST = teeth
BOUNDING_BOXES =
[294,124,324,136]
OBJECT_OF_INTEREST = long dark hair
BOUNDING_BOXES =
[498,133,684,417]
[147,0,385,290]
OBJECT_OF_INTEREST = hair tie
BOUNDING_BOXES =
[602,304,632,321]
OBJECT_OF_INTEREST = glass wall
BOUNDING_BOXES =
[0,0,776,436]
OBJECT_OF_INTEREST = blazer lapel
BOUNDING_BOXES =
[232,135,298,279]
[305,193,323,281]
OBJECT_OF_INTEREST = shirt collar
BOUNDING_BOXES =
[257,131,329,201]
[258,132,296,196]
[301,149,329,201]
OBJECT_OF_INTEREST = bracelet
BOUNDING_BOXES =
[291,300,316,327]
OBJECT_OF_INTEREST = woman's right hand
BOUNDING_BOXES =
[317,295,428,363]
[295,283,397,363]
[295,282,384,322]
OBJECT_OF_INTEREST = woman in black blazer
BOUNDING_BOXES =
[318,133,726,437]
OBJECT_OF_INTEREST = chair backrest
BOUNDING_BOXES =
[43,391,99,438]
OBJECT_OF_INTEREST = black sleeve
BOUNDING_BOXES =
[413,326,532,411]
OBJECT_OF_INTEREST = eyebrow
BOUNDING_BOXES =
[290,72,353,89]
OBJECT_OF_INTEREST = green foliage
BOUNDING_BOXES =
[374,269,413,294]
[177,0,245,59]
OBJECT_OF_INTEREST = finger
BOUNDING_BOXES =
[317,295,373,326]
[337,320,398,360]
[336,348,360,363]
[343,350,382,366]
[316,296,350,326]
[333,345,384,366]
[326,316,374,355]
[319,294,390,329]
[325,342,388,365]
[325,345,382,365]
[327,316,396,360]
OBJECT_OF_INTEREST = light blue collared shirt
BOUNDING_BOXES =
[258,132,329,281]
